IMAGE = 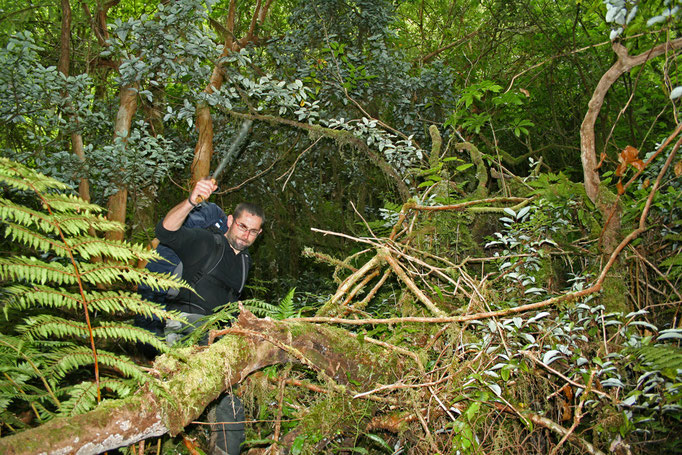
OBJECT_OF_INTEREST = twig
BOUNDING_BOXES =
[410,197,530,212]
[351,268,392,313]
[412,397,440,454]
[326,255,381,310]
[341,269,380,308]
[276,136,323,191]
[273,367,288,443]
[520,351,609,399]
[379,247,447,317]
[628,245,682,300]
[428,386,457,421]
[525,411,606,455]
[353,376,449,399]
[347,332,424,373]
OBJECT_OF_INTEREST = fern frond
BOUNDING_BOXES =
[0,257,78,286]
[64,237,160,262]
[17,317,170,353]
[57,378,134,416]
[76,262,193,291]
[1,221,159,264]
[633,345,682,371]
[0,158,72,193]
[47,347,147,383]
[0,159,184,426]
[0,334,62,410]
[274,288,297,320]
[17,316,91,340]
[0,201,63,235]
[0,409,30,431]
[182,304,239,345]
[40,193,106,217]
[2,221,66,255]
[92,323,170,352]
[0,257,192,292]
[5,285,181,321]
[241,298,279,318]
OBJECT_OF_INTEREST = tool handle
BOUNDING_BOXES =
[193,178,216,204]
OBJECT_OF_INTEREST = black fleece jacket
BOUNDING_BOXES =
[155,221,251,314]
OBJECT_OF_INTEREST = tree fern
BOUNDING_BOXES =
[0,158,188,428]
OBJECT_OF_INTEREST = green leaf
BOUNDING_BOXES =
[466,401,480,421]
[291,435,306,455]
[365,433,392,452]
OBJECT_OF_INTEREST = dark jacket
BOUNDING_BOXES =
[155,221,251,314]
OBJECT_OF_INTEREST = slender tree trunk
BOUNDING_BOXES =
[580,39,682,254]
[191,0,275,185]
[59,0,91,203]
[106,84,138,241]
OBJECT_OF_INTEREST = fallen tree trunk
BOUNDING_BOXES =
[0,310,406,455]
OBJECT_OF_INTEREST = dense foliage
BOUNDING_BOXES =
[0,0,681,454]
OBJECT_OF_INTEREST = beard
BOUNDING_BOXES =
[226,232,251,252]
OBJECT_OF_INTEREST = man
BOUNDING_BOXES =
[156,178,264,455]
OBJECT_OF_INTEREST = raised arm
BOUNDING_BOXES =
[161,179,218,231]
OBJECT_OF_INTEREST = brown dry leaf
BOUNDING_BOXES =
[616,145,645,176]
[520,88,530,98]
[617,180,625,195]
[615,160,627,178]
[675,160,682,177]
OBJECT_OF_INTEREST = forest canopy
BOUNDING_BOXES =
[0,0,681,454]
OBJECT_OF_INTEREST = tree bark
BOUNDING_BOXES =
[0,310,405,455]
[59,0,91,203]
[580,38,682,253]
[191,0,275,185]
[106,84,138,241]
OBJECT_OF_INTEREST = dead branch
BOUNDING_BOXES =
[379,247,447,317]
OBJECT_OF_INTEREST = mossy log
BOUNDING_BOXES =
[0,310,406,455]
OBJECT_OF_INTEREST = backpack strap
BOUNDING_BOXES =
[237,253,248,294]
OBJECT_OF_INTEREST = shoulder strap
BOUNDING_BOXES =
[188,233,225,287]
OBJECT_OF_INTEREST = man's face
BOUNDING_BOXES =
[225,212,263,252]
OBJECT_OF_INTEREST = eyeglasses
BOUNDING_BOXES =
[234,221,261,237]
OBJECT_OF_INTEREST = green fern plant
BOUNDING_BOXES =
[180,298,284,346]
[0,158,187,428]
[178,290,298,346]
[632,345,682,374]
[272,288,297,320]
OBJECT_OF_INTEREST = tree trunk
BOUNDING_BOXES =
[59,0,91,203]
[580,39,682,254]
[106,84,138,241]
[191,0,275,185]
[0,310,406,455]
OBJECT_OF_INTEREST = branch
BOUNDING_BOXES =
[223,109,411,200]
[418,27,484,65]
[0,311,407,455]
[379,247,446,317]
[580,38,682,204]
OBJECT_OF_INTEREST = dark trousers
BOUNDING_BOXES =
[210,394,245,455]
